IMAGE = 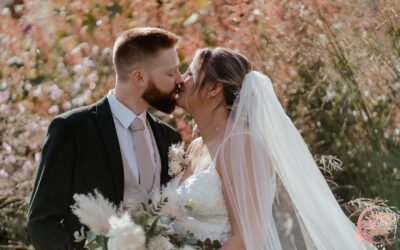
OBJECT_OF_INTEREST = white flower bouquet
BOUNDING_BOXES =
[71,190,221,250]
[71,143,221,250]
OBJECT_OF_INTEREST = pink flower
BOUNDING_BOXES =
[35,152,41,162]
[3,142,12,152]
[5,155,16,164]
[28,143,38,151]
[40,120,50,127]
[18,103,25,113]
[62,101,72,110]
[27,122,38,130]
[20,22,32,34]
[50,85,63,100]
[0,104,12,113]
[0,91,9,104]
[19,131,31,139]
[48,105,59,115]
[87,71,98,83]
[0,169,8,178]
[23,160,34,176]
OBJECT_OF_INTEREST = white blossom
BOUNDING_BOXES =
[168,161,183,178]
[168,142,185,177]
[107,213,146,250]
[148,235,174,250]
[0,169,8,178]
[179,246,196,250]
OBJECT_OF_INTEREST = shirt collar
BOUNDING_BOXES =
[107,89,147,129]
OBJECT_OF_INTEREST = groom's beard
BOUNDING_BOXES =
[142,78,177,114]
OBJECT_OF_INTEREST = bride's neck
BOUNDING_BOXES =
[194,106,229,144]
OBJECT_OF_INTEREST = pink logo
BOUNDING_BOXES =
[354,205,399,247]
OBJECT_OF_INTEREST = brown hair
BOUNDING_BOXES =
[113,27,179,82]
[188,47,252,111]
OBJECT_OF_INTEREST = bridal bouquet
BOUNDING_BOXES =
[71,143,221,250]
[71,190,221,250]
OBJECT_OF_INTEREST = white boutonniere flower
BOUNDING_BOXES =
[168,142,186,177]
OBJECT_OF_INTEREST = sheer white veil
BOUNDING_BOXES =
[215,71,376,250]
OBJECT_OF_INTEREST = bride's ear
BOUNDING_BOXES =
[207,81,223,98]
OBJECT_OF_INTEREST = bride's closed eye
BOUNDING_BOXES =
[183,71,193,80]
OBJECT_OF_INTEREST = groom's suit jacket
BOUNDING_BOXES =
[27,96,181,250]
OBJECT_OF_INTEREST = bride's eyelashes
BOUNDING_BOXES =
[182,71,193,83]
[184,70,193,77]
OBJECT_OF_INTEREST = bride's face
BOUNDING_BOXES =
[176,66,208,114]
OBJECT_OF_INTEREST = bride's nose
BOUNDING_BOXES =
[182,71,188,80]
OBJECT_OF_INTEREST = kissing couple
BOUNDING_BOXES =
[28,27,376,250]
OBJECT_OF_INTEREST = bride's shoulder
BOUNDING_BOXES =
[187,137,203,155]
[191,137,203,145]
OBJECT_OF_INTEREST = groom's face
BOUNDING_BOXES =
[141,48,183,113]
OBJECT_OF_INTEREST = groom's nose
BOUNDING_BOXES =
[176,72,184,84]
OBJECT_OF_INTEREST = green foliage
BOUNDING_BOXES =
[106,1,123,18]
[74,227,108,250]
[83,12,98,34]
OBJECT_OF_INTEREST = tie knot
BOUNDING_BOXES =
[130,117,145,132]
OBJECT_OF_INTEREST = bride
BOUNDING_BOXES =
[164,47,377,249]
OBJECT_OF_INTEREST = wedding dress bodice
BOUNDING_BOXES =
[167,161,232,245]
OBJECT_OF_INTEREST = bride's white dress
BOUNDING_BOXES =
[167,161,232,244]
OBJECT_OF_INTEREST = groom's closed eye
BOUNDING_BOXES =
[167,70,175,77]
[167,67,179,77]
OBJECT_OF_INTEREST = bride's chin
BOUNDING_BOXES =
[176,101,187,111]
[176,96,186,109]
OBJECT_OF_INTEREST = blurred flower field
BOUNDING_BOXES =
[0,0,399,248]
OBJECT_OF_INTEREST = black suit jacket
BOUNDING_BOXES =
[27,97,181,249]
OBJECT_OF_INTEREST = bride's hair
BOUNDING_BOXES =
[189,47,251,111]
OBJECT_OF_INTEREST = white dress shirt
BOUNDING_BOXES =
[107,90,157,181]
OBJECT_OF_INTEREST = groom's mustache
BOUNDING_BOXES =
[174,83,184,99]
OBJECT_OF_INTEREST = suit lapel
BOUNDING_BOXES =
[146,112,170,185]
[93,97,124,201]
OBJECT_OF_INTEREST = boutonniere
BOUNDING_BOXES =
[168,142,186,177]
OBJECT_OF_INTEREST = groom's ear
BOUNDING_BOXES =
[131,69,147,88]
[207,81,224,97]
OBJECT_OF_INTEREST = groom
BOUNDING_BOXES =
[27,27,183,249]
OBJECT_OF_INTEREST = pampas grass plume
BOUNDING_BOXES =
[71,189,121,235]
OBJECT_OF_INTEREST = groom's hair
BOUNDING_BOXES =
[113,27,179,82]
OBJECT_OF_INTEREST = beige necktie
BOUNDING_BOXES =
[129,117,154,193]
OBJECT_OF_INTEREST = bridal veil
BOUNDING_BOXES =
[216,71,376,250]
